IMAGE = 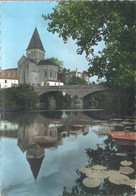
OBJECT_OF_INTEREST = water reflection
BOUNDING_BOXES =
[0,110,135,196]
[1,111,93,180]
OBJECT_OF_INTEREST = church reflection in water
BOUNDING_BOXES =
[0,111,91,180]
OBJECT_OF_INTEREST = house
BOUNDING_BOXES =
[18,28,59,86]
[0,68,18,79]
[41,80,64,86]
[62,69,90,84]
[0,77,18,88]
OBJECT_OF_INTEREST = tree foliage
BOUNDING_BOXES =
[84,91,133,113]
[48,57,70,73]
[43,1,135,89]
[68,76,87,85]
[47,57,64,73]
[48,57,70,82]
[2,84,38,110]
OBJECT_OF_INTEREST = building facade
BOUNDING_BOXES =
[62,69,90,85]
[0,77,18,88]
[18,28,58,85]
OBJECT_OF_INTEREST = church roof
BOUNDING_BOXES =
[27,156,44,180]
[27,58,37,64]
[37,59,58,66]
[26,28,45,52]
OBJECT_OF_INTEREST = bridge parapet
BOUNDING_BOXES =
[34,84,108,98]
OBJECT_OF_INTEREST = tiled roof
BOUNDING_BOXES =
[83,71,88,74]
[26,28,45,52]
[37,59,58,66]
[2,68,17,71]
[0,77,18,80]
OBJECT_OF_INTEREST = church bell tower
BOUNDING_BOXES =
[26,28,45,63]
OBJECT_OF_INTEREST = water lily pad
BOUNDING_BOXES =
[124,179,136,189]
[119,166,134,175]
[82,177,101,188]
[86,170,110,179]
[115,153,127,156]
[108,170,121,176]
[108,173,130,185]
[112,118,122,121]
[78,168,91,175]
[120,160,132,166]
[91,165,107,170]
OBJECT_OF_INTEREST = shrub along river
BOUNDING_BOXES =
[0,109,135,196]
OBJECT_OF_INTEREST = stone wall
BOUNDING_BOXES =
[37,64,58,83]
[18,56,58,85]
[34,84,108,99]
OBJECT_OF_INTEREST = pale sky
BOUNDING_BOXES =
[1,1,104,81]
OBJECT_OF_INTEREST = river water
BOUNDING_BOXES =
[0,110,135,196]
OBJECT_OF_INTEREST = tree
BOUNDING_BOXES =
[43,2,135,109]
[3,84,38,110]
[48,57,70,73]
[68,76,87,85]
[47,57,64,73]
[48,57,70,82]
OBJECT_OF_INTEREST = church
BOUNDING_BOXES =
[18,28,58,85]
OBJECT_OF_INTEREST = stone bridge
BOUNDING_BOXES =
[34,84,108,108]
[34,84,108,98]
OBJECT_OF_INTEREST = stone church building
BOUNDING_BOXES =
[18,28,58,85]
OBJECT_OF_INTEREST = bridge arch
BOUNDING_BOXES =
[39,90,72,109]
[83,90,110,109]
[34,85,108,109]
[39,89,72,99]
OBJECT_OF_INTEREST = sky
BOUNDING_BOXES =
[1,1,104,81]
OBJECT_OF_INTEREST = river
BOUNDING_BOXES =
[0,109,135,196]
